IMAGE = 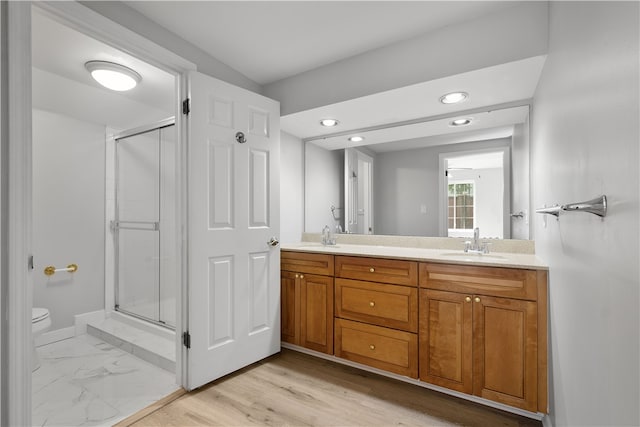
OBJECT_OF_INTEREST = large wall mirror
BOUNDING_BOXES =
[302,108,530,240]
[283,56,546,241]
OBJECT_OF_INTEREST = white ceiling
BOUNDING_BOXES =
[32,2,546,150]
[32,9,175,130]
[124,1,516,86]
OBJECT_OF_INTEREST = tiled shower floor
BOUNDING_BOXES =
[32,334,179,426]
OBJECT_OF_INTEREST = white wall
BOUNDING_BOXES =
[449,168,503,239]
[32,109,105,330]
[304,143,343,233]
[280,131,304,243]
[374,138,511,236]
[531,2,639,425]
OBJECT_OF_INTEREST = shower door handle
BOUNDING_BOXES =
[267,237,279,247]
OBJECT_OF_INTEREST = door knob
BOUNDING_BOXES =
[235,131,247,144]
[267,237,279,247]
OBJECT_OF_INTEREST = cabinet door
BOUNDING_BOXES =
[419,289,472,394]
[281,271,299,345]
[473,295,537,412]
[300,273,334,354]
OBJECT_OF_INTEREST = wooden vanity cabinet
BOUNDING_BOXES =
[419,262,548,413]
[334,256,419,378]
[281,252,334,354]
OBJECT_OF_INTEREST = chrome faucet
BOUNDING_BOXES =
[464,227,490,254]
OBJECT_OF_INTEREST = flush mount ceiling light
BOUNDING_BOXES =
[320,118,339,127]
[450,118,473,127]
[440,91,468,104]
[85,61,142,91]
[348,136,365,142]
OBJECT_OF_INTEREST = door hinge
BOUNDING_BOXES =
[182,98,190,115]
[182,331,191,349]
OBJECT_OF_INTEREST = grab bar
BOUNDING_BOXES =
[44,263,78,276]
[536,195,607,218]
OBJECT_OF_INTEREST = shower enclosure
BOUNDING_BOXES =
[113,118,177,329]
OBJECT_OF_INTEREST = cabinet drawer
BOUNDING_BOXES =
[281,251,334,276]
[419,263,539,301]
[335,256,417,286]
[335,279,417,332]
[335,318,418,378]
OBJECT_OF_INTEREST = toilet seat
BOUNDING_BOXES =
[32,307,50,323]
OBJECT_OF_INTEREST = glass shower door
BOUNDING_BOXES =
[115,129,162,325]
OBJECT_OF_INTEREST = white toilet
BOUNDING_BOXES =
[32,307,51,371]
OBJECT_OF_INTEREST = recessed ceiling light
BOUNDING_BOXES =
[349,136,365,142]
[450,118,472,127]
[440,92,468,104]
[320,118,339,127]
[85,61,142,91]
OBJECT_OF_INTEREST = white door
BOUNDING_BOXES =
[187,72,280,389]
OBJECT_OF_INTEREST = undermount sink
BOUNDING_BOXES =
[439,252,506,260]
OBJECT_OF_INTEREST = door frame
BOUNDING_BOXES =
[4,2,195,424]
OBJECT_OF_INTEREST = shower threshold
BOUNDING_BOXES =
[87,312,176,373]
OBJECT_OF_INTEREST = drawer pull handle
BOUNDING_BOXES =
[465,296,471,303]
[369,344,375,350]
[474,297,481,303]
[369,301,375,307]
[369,268,375,273]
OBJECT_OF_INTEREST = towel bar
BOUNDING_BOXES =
[536,195,607,218]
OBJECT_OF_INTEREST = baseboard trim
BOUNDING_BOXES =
[35,326,75,347]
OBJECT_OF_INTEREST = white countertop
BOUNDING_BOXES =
[281,242,548,270]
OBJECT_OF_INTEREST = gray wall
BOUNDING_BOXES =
[531,2,639,425]
[32,109,105,330]
[374,138,511,236]
[280,131,304,243]
[304,143,343,233]
[511,118,530,240]
[264,2,548,115]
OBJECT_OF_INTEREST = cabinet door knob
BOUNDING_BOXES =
[300,275,304,279]
[369,344,375,350]
[465,296,471,303]
[369,267,375,273]
[369,301,375,307]
[474,297,481,303]
[295,274,299,279]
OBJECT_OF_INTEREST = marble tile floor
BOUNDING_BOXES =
[32,334,180,427]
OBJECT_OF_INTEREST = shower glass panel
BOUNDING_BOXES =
[115,122,176,328]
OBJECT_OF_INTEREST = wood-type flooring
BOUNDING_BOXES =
[118,348,542,426]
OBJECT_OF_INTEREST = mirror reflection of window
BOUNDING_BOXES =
[448,182,475,233]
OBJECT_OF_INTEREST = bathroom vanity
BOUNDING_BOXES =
[280,239,548,416]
